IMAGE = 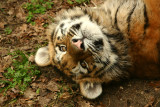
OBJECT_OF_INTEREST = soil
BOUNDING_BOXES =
[0,0,160,107]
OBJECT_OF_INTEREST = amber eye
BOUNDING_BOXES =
[59,45,66,52]
[80,61,88,69]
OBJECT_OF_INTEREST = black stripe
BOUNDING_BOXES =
[94,60,111,76]
[71,15,82,20]
[60,23,64,28]
[87,68,92,74]
[127,3,137,33]
[94,64,106,76]
[82,9,93,22]
[104,32,124,42]
[143,4,149,35]
[114,62,128,72]
[93,65,97,69]
[110,42,119,54]
[83,9,88,14]
[69,29,76,35]
[68,32,74,37]
[97,61,129,79]
[82,9,97,23]
[61,29,64,35]
[51,31,54,41]
[94,39,104,51]
[71,23,82,30]
[157,41,160,63]
[84,11,93,22]
[88,45,97,53]
[97,64,115,79]
[79,75,91,78]
[54,29,58,38]
[114,5,121,31]
[104,59,110,65]
[57,36,60,40]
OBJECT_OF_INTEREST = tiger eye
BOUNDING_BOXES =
[80,61,87,69]
[72,39,78,43]
[59,46,66,52]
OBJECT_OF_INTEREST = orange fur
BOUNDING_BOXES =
[129,0,160,78]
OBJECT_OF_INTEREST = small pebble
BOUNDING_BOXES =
[120,86,124,90]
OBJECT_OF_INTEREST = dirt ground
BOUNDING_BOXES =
[0,0,160,107]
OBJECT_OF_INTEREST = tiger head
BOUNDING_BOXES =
[35,8,130,99]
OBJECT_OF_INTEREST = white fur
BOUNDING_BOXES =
[71,62,88,74]
[35,46,51,66]
[80,82,102,99]
[55,46,66,62]
[56,15,90,39]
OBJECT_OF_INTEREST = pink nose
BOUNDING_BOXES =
[72,39,83,50]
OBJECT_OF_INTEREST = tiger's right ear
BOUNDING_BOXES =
[35,46,52,66]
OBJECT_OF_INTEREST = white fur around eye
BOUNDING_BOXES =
[71,62,88,74]
[55,46,66,62]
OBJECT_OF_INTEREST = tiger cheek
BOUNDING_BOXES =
[85,57,95,71]
[60,53,76,76]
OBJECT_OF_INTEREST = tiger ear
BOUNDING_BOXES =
[80,82,102,99]
[35,46,52,66]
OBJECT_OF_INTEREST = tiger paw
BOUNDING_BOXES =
[35,46,51,66]
[80,82,102,99]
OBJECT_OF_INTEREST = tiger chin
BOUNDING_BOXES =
[35,0,160,99]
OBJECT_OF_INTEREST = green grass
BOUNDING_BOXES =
[23,0,54,25]
[54,81,78,105]
[42,23,49,28]
[0,50,40,94]
[4,27,12,35]
[23,0,90,25]
[67,0,90,4]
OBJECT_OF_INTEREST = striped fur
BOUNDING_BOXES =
[35,0,160,99]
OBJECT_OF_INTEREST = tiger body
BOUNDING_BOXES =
[35,0,160,99]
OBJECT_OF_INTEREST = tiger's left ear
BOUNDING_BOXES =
[80,82,102,99]
[35,46,52,66]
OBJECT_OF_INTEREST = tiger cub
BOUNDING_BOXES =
[35,0,160,99]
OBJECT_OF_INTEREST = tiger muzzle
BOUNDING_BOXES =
[72,39,84,50]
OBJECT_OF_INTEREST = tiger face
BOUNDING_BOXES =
[35,11,116,99]
[35,6,131,99]
[50,17,112,78]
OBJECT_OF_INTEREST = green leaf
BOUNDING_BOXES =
[75,0,81,4]
[4,27,12,35]
[36,88,40,94]
[31,0,36,3]
[14,71,21,78]
[31,21,36,25]
[39,0,44,3]
[23,0,53,25]
[1,44,41,93]
[11,82,17,88]
[26,12,34,23]
[67,0,73,4]
[24,76,32,82]
[7,68,15,74]
[43,23,49,28]
[46,2,53,9]
[0,80,11,84]
[33,70,40,75]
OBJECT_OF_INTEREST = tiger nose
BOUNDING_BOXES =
[72,39,84,50]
